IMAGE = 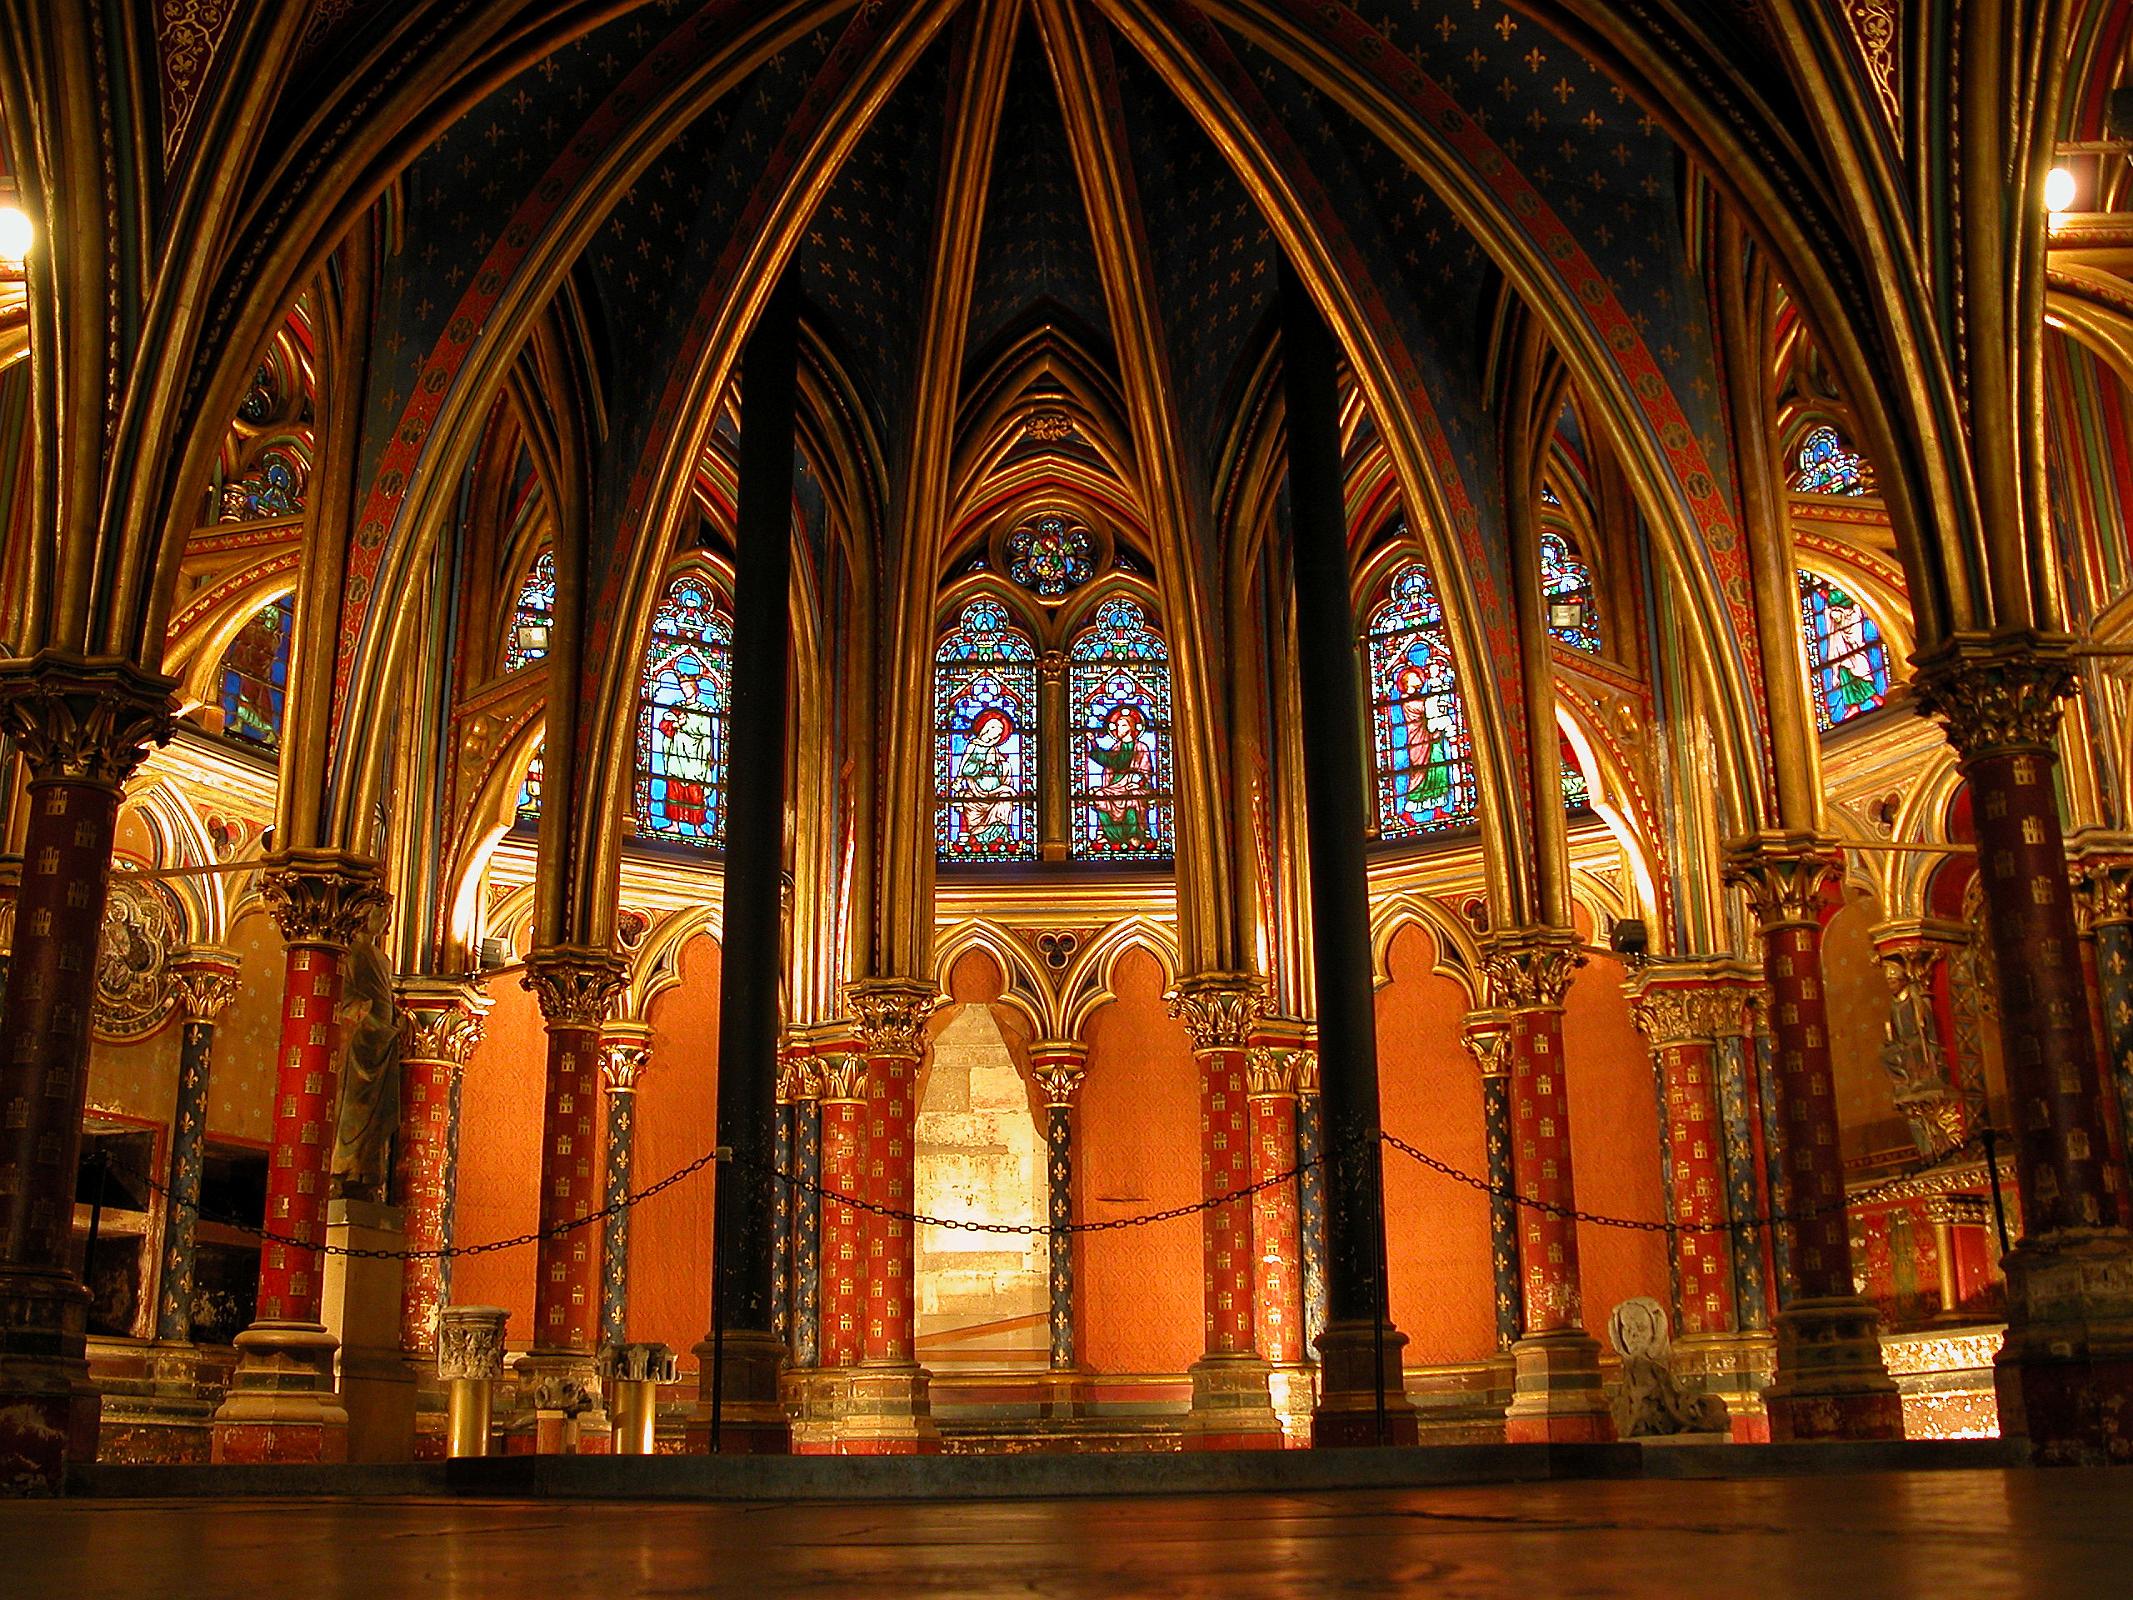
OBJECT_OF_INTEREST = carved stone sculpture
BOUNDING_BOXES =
[435,1306,510,1382]
[598,1342,680,1387]
[1606,1296,1730,1438]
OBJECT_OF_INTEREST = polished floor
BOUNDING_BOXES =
[10,1470,2129,1597]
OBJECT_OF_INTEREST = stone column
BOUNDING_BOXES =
[394,981,485,1360]
[843,977,940,1452]
[210,850,390,1463]
[1293,1046,1329,1359]
[2071,855,2133,1213]
[1484,929,1615,1443]
[1725,833,1901,1441]
[518,946,626,1450]
[153,949,241,1344]
[1459,1012,1523,1354]
[1031,1042,1087,1414]
[1245,1043,1310,1445]
[1915,636,2133,1463]
[1869,920,1977,1158]
[816,1052,868,1372]
[1167,972,1285,1449]
[1038,651,1070,862]
[598,1024,651,1353]
[0,654,172,1489]
[776,1048,824,1368]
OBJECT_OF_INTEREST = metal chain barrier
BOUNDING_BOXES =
[129,1117,2000,1262]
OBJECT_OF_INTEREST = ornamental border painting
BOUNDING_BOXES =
[217,592,295,753]
[1366,558,1478,839]
[1797,570,1891,731]
[633,576,734,847]
[936,596,1040,864]
[1068,596,1174,863]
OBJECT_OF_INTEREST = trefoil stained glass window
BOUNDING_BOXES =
[936,598,1040,862]
[507,552,556,670]
[218,594,295,752]
[1007,514,1094,600]
[633,575,733,846]
[1366,559,1478,838]
[1540,531,1601,653]
[1068,598,1173,862]
[1790,425,1868,496]
[1797,571,1890,730]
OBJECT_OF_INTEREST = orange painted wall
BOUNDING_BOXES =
[206,906,291,1145]
[450,971,545,1346]
[1562,955,1671,1336]
[1823,894,1906,1159]
[1374,923,1496,1365]
[1074,946,1201,1373]
[627,934,722,1367]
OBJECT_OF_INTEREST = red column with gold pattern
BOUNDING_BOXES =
[843,978,939,1452]
[816,1054,868,1372]
[1917,638,2133,1463]
[0,655,172,1490]
[212,850,390,1464]
[1245,1040,1310,1446]
[1726,833,1901,1441]
[1167,973,1283,1449]
[1485,930,1615,1443]
[395,981,486,1358]
[517,947,626,1453]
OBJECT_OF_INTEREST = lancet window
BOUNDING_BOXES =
[517,744,544,824]
[1365,557,1478,839]
[1540,530,1601,653]
[935,597,1040,863]
[1067,597,1174,862]
[1797,570,1891,731]
[1790,424,1869,496]
[506,551,556,670]
[217,593,296,753]
[633,574,734,847]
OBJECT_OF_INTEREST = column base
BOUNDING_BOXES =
[785,1366,852,1455]
[1267,1362,1316,1446]
[511,1352,607,1456]
[1994,1229,2133,1464]
[1503,1330,1617,1444]
[0,1266,100,1492]
[1182,1352,1285,1450]
[684,1329,791,1454]
[1039,1368,1090,1421]
[210,1323,348,1464]
[1765,1296,1903,1442]
[1311,1321,1419,1447]
[1670,1329,1778,1443]
[838,1361,939,1455]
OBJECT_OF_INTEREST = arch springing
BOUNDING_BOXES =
[1365,557,1477,838]
[936,597,1040,863]
[1068,597,1173,862]
[1797,571,1890,730]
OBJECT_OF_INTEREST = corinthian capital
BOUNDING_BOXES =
[262,850,390,949]
[523,945,627,1028]
[1723,831,1840,930]
[398,977,488,1065]
[1911,631,2077,763]
[0,652,176,790]
[1627,978,1754,1048]
[1030,1042,1089,1108]
[1480,929,1583,1011]
[843,976,940,1057]
[775,1051,823,1104]
[1460,1010,1514,1077]
[1164,971,1267,1051]
[167,947,243,1024]
[816,1052,869,1101]
[2070,856,2133,932]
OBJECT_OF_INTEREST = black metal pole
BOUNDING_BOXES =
[710,1146,731,1451]
[81,1144,109,1303]
[1980,1122,2013,1258]
[704,272,803,1448]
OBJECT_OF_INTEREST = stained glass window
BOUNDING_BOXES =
[506,552,556,670]
[1798,571,1890,730]
[217,594,295,752]
[633,575,733,847]
[1068,597,1174,862]
[218,447,306,522]
[1007,513,1094,600]
[1560,734,1591,813]
[516,742,543,826]
[935,597,1039,863]
[1540,531,1602,653]
[1366,559,1478,838]
[1790,425,1868,496]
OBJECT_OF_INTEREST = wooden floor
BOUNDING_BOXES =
[12,1469,2129,1597]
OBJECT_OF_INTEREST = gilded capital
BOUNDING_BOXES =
[844,976,940,1057]
[1165,971,1267,1051]
[601,1024,653,1094]
[1723,831,1840,930]
[776,1052,823,1104]
[1030,1043,1089,1108]
[1480,929,1582,1011]
[523,945,628,1028]
[1868,920,1965,1002]
[2070,858,2133,932]
[398,978,488,1066]
[0,652,176,790]
[167,948,242,1024]
[1628,981,1754,1048]
[262,850,390,950]
[816,1052,868,1102]
[1910,631,2077,763]
[1460,1011,1513,1077]
[1244,1046,1307,1100]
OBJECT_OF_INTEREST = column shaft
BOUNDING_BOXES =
[1245,1050,1305,1366]
[395,985,483,1358]
[1030,1045,1086,1376]
[1462,1015,1522,1353]
[154,953,239,1344]
[817,1060,867,1369]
